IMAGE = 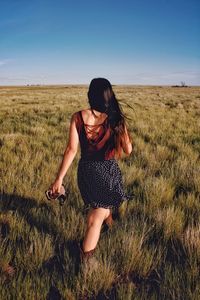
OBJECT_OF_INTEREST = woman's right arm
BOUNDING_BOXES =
[49,112,79,194]
[121,124,133,155]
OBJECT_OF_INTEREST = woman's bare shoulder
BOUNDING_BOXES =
[81,108,90,114]
[73,109,87,116]
[75,108,89,113]
[71,110,81,122]
[79,109,92,119]
[72,109,90,121]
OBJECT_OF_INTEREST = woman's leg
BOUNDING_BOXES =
[82,207,111,252]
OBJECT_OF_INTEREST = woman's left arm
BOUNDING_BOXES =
[50,112,79,194]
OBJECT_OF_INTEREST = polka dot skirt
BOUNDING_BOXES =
[77,158,133,211]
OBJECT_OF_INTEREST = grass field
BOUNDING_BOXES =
[0,84,200,299]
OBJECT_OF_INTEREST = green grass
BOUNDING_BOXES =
[0,84,200,299]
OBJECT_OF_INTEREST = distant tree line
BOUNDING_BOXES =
[172,81,188,88]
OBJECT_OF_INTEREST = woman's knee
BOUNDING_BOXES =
[87,207,110,227]
[87,213,101,228]
[104,208,111,220]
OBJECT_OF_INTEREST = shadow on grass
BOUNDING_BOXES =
[0,192,41,214]
[0,193,81,277]
[0,192,58,235]
[46,286,62,300]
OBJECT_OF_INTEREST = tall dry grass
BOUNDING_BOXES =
[0,84,200,299]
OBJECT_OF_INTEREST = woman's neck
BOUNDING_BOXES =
[91,109,103,118]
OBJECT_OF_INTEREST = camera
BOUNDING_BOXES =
[45,185,67,206]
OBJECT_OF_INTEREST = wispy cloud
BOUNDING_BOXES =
[0,76,27,81]
[132,71,200,81]
[0,18,21,28]
[0,59,14,67]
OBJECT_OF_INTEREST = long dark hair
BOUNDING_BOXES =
[87,78,132,158]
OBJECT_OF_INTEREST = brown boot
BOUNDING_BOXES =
[79,240,99,274]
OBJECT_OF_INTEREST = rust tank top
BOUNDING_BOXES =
[75,110,116,160]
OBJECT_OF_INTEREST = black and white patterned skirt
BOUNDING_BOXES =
[77,158,133,211]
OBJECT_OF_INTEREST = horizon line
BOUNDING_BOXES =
[0,83,200,87]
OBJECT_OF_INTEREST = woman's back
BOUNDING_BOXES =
[81,109,108,127]
[80,109,108,139]
[75,109,116,160]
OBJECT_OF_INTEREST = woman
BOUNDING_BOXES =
[49,78,133,270]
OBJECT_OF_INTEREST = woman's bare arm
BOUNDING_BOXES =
[50,112,79,193]
[56,112,79,180]
[121,124,133,155]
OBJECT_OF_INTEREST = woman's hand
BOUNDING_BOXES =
[49,177,63,195]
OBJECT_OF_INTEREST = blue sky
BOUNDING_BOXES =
[0,0,199,85]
